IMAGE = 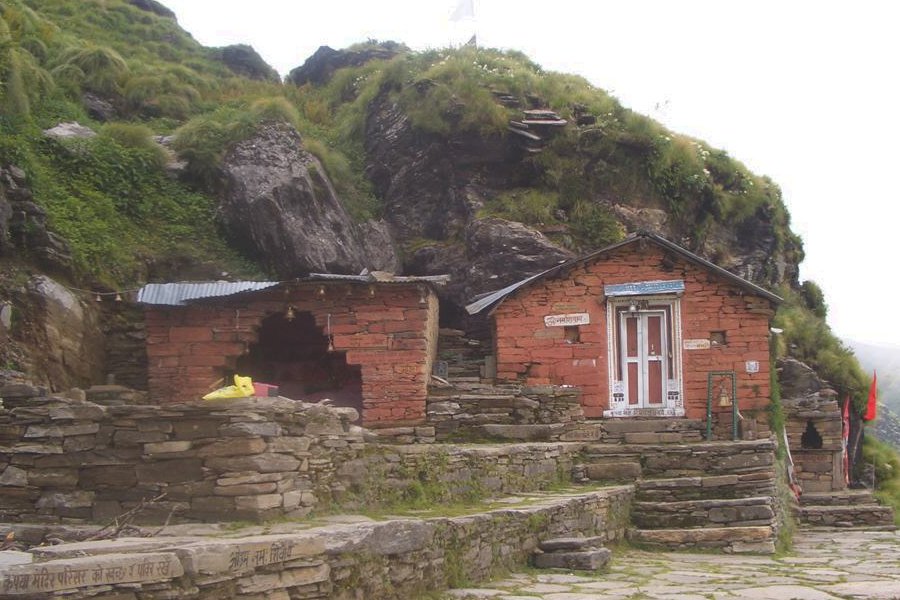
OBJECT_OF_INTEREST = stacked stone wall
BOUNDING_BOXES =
[0,388,585,523]
[144,283,438,426]
[427,381,587,440]
[0,486,633,599]
[492,243,773,426]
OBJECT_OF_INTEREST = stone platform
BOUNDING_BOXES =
[0,487,632,599]
[444,529,900,599]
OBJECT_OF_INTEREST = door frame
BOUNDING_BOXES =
[605,295,684,417]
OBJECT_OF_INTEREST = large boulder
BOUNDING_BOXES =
[218,121,398,276]
[287,43,402,87]
[42,122,96,140]
[21,276,105,390]
[777,357,824,399]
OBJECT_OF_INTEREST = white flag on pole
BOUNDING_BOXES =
[450,0,475,22]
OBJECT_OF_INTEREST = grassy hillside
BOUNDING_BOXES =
[0,0,869,410]
[0,0,808,284]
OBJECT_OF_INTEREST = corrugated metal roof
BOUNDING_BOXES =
[305,273,451,284]
[465,231,782,315]
[464,272,547,316]
[604,280,685,297]
[137,273,451,306]
[137,282,280,306]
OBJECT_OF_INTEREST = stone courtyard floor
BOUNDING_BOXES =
[442,530,900,599]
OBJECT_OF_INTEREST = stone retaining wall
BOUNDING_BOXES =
[426,381,588,441]
[1,487,634,599]
[0,388,585,523]
[582,439,776,479]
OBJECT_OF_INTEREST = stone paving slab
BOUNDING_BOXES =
[440,530,900,599]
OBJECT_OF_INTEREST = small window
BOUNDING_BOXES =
[710,331,727,347]
[564,325,580,344]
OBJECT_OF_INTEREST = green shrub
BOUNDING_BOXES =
[304,137,380,221]
[123,71,201,118]
[863,436,900,524]
[99,123,167,168]
[571,200,624,250]
[250,96,301,128]
[56,44,129,95]
[487,189,559,225]
[799,280,827,318]
[774,287,868,410]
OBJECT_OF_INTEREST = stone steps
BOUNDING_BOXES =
[599,418,704,444]
[581,437,782,553]
[631,496,775,529]
[800,489,880,506]
[799,504,896,529]
[627,525,776,554]
[634,473,776,502]
[582,438,775,479]
[797,487,896,529]
[531,536,611,570]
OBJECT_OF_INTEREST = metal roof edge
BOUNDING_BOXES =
[139,274,452,307]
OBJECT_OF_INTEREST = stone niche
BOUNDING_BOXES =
[779,358,844,493]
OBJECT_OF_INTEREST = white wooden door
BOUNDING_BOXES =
[619,310,667,408]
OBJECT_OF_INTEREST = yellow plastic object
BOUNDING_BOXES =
[203,375,255,400]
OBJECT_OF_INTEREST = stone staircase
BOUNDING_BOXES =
[581,437,779,553]
[600,417,704,444]
[799,489,896,530]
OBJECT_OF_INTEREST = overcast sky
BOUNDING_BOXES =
[161,0,900,346]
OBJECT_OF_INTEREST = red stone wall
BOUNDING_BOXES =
[144,284,438,427]
[492,243,774,422]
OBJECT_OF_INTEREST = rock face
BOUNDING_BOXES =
[219,121,398,276]
[81,93,117,122]
[700,203,801,289]
[0,165,73,272]
[778,357,824,399]
[21,275,105,389]
[365,94,571,304]
[215,44,280,82]
[287,43,402,87]
[127,0,175,18]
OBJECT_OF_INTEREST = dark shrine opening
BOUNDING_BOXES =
[801,419,823,449]
[235,311,362,419]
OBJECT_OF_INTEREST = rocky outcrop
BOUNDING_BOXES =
[214,44,280,82]
[364,93,570,304]
[405,218,573,305]
[81,93,117,122]
[127,0,175,18]
[0,165,73,273]
[218,121,398,276]
[287,43,402,87]
[42,122,96,140]
[699,203,801,289]
[19,276,105,390]
[778,357,825,399]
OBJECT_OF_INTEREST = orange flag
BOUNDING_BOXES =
[864,371,877,421]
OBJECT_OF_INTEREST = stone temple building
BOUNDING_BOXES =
[466,232,779,439]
